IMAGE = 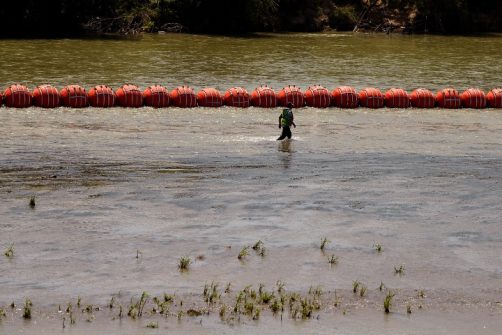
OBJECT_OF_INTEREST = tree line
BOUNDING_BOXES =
[0,0,501,37]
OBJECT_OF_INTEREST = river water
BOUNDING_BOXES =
[1,33,502,334]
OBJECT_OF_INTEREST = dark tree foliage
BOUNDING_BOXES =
[0,0,500,36]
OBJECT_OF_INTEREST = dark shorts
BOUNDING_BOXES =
[277,126,292,140]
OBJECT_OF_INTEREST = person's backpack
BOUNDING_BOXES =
[283,109,293,126]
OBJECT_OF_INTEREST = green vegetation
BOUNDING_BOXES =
[23,299,32,319]
[383,291,395,314]
[238,246,249,260]
[1,1,500,37]
[29,196,36,209]
[178,256,191,271]
[4,244,14,258]
[320,237,330,251]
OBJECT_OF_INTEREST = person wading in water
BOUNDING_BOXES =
[277,102,296,140]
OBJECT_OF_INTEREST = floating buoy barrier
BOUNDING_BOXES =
[461,88,486,109]
[251,85,276,108]
[224,87,250,108]
[4,84,32,108]
[143,85,170,108]
[115,84,143,108]
[197,88,223,107]
[305,85,330,108]
[385,88,409,108]
[278,85,304,108]
[486,88,502,108]
[170,86,197,108]
[1,84,501,109]
[410,88,435,108]
[436,88,461,109]
[33,84,60,108]
[60,85,88,108]
[358,87,384,109]
[88,85,115,108]
[331,86,358,108]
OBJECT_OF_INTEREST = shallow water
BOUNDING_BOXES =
[1,33,502,334]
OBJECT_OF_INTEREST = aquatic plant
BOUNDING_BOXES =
[224,282,232,293]
[10,301,15,309]
[379,282,385,291]
[128,291,149,319]
[276,280,285,294]
[320,237,330,251]
[136,249,142,259]
[4,244,14,258]
[352,280,360,293]
[394,264,405,275]
[374,242,383,253]
[238,246,249,260]
[23,298,32,319]
[109,297,115,309]
[252,240,263,251]
[178,256,191,271]
[146,321,158,328]
[77,296,81,308]
[407,303,412,314]
[219,305,226,319]
[252,307,261,320]
[29,196,36,209]
[359,285,367,297]
[328,254,338,265]
[384,291,395,313]
[203,282,219,304]
[0,308,6,318]
[418,289,425,298]
[270,298,283,314]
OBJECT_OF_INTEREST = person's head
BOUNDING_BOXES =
[287,102,293,108]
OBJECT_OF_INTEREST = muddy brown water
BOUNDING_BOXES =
[1,33,502,334]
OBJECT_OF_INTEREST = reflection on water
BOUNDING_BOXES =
[278,139,293,169]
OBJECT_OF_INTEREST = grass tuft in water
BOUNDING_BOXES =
[394,264,405,275]
[0,308,6,318]
[23,298,32,319]
[29,196,36,209]
[178,256,191,271]
[352,280,360,294]
[10,301,15,309]
[320,237,330,251]
[238,246,250,260]
[359,285,367,297]
[146,321,158,328]
[328,254,338,265]
[374,242,383,253]
[384,291,395,314]
[407,303,412,314]
[379,282,385,291]
[4,244,14,258]
[109,297,115,309]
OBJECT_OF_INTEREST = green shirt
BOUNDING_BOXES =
[281,108,293,127]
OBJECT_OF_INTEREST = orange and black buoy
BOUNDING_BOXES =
[60,85,88,108]
[88,85,116,107]
[170,86,197,108]
[409,88,435,108]
[385,88,410,108]
[305,85,330,108]
[250,85,277,108]
[115,84,143,108]
[277,85,304,108]
[196,88,223,107]
[223,87,250,108]
[4,84,32,108]
[33,84,60,108]
[358,87,384,108]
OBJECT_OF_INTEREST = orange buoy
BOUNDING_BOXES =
[250,85,276,108]
[60,85,88,108]
[385,88,410,108]
[409,88,435,108]
[358,87,384,108]
[460,88,486,109]
[0,91,2,106]
[224,87,250,108]
[32,84,60,108]
[486,88,502,108]
[277,85,304,108]
[170,86,197,108]
[88,85,116,107]
[115,84,143,108]
[331,86,358,108]
[197,88,223,107]
[3,84,32,108]
[436,88,461,109]
[143,85,170,108]
[305,85,330,108]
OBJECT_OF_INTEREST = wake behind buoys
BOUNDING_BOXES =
[251,85,276,108]
[358,87,384,108]
[385,88,409,108]
[143,85,170,108]
[60,85,88,108]
[461,88,486,109]
[410,88,435,108]
[88,85,115,107]
[331,86,358,108]
[4,84,32,108]
[170,86,197,108]
[33,84,60,108]
[436,88,461,109]
[277,85,304,108]
[486,88,502,108]
[197,88,223,107]
[305,85,330,108]
[115,84,143,108]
